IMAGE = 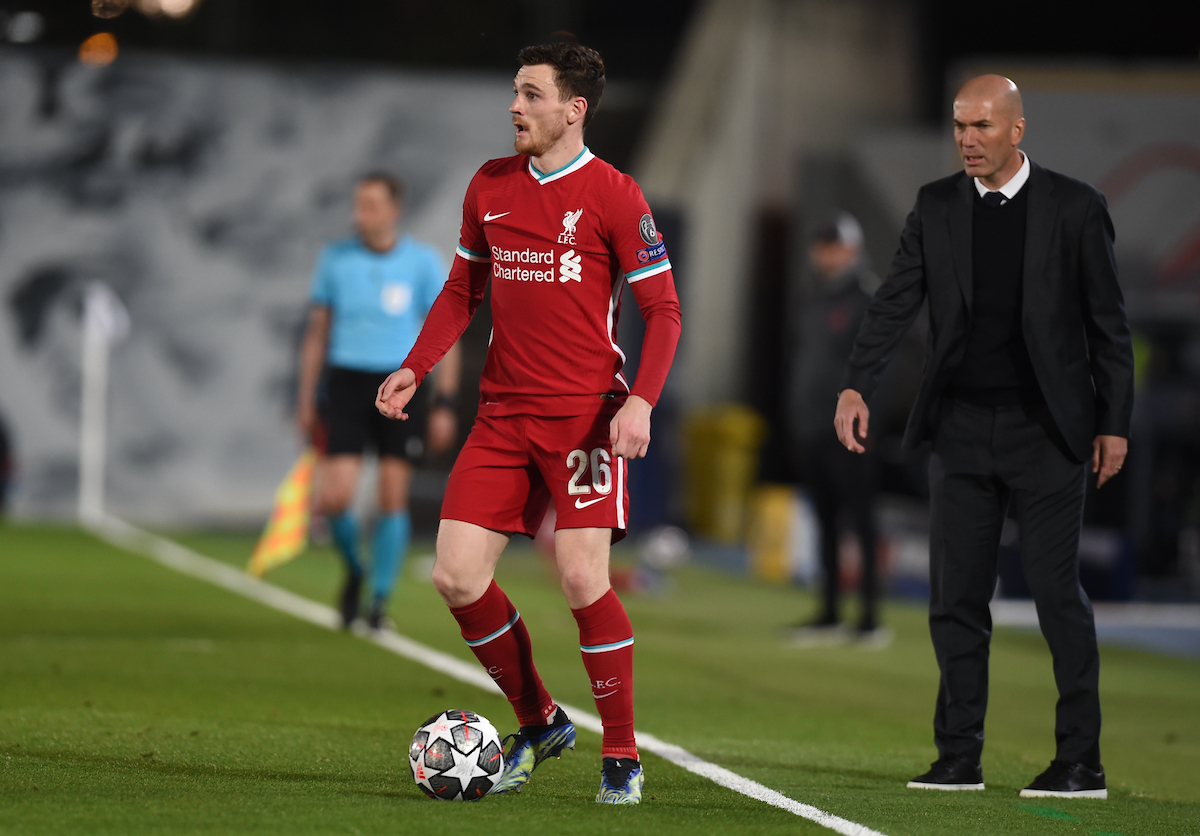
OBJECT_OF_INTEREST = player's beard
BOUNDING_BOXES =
[516,115,568,158]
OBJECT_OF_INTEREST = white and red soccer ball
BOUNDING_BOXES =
[409,709,503,801]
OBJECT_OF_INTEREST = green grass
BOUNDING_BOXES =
[1,522,1197,835]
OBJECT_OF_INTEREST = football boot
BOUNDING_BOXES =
[489,708,576,794]
[596,757,644,805]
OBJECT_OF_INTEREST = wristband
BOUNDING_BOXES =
[434,394,458,411]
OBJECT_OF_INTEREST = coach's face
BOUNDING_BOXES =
[510,64,583,157]
[953,85,1025,189]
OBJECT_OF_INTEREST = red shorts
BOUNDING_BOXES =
[441,410,630,542]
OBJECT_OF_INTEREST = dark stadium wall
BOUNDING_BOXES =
[0,48,514,525]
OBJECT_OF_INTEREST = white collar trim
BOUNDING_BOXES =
[528,147,594,185]
[975,151,1030,200]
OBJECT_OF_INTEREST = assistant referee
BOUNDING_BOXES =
[297,172,461,629]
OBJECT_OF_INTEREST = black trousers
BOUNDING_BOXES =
[928,398,1101,767]
[794,435,878,628]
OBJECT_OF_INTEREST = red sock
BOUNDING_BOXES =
[572,588,637,760]
[449,581,556,728]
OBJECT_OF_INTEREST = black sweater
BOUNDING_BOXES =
[948,186,1043,405]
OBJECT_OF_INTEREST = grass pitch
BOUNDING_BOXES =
[1,522,1197,835]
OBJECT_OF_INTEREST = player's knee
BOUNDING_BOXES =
[431,561,478,608]
[429,561,456,600]
[558,563,606,606]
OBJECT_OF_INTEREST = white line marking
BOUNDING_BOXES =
[87,514,887,836]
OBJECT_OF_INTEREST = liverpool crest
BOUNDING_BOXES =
[558,208,583,244]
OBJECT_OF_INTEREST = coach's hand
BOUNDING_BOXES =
[611,395,652,459]
[376,368,417,421]
[834,389,870,453]
[1093,434,1128,488]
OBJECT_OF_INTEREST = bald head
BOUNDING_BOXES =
[952,75,1026,189]
[957,75,1023,122]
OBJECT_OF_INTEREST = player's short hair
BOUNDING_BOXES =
[358,172,405,204]
[517,42,606,127]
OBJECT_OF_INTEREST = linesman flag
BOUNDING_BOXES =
[248,449,317,577]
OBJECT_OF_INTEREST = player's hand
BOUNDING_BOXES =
[1093,434,1127,488]
[427,406,458,453]
[610,395,652,459]
[834,389,869,453]
[296,399,318,441]
[376,368,417,420]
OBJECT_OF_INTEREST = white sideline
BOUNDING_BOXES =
[87,514,888,836]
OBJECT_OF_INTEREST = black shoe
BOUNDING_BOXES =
[786,616,848,647]
[907,756,984,790]
[1020,760,1107,799]
[788,615,839,631]
[367,598,393,631]
[338,571,363,628]
[853,624,893,649]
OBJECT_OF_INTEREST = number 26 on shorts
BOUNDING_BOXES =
[566,448,612,496]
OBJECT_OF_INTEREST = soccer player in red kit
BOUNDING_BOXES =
[376,43,680,805]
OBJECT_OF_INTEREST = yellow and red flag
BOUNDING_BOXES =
[248,448,317,577]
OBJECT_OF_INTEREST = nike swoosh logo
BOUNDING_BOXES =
[483,211,510,222]
[592,691,618,699]
[575,496,606,509]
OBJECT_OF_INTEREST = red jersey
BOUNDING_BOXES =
[402,148,682,417]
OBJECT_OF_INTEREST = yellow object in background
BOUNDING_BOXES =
[248,449,317,577]
[683,404,767,543]
[748,484,798,582]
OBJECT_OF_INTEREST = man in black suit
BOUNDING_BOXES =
[834,75,1133,799]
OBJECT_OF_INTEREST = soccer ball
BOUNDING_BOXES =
[409,709,504,800]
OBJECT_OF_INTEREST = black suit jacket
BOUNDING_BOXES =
[841,161,1135,462]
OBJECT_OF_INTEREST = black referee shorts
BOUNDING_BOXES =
[321,366,428,461]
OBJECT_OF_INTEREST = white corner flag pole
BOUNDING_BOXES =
[78,282,130,525]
